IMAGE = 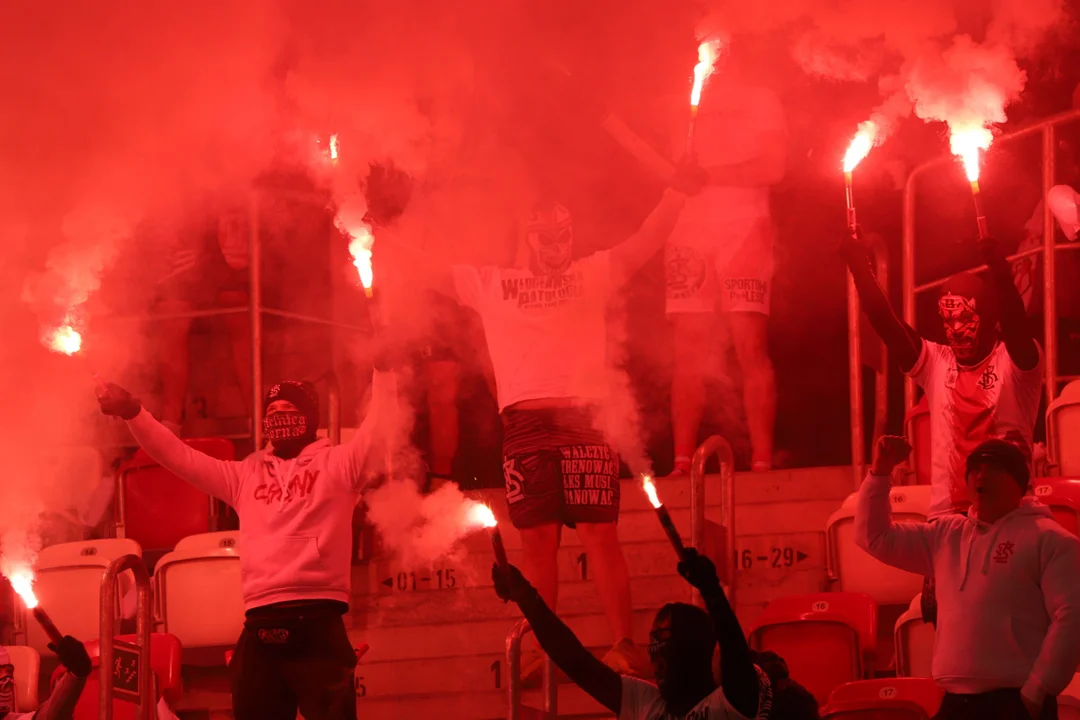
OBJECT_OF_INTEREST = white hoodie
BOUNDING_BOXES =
[125,370,397,611]
[856,473,1080,705]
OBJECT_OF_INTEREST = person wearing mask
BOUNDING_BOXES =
[378,166,704,678]
[749,651,818,720]
[841,229,1043,622]
[0,637,91,719]
[857,435,1080,720]
[492,548,770,719]
[96,363,397,720]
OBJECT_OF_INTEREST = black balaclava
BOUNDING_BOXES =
[525,199,573,275]
[938,271,999,364]
[264,381,319,459]
[649,603,717,712]
[966,438,1031,489]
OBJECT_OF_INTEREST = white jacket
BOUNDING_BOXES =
[856,473,1080,704]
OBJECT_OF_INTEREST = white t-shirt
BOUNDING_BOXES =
[670,79,786,240]
[452,252,615,410]
[619,670,771,720]
[907,340,1044,518]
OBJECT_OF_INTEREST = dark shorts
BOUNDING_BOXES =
[501,407,621,529]
[935,689,1057,720]
[230,600,357,720]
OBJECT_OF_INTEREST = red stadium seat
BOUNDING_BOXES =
[904,397,930,486]
[1031,478,1080,536]
[826,678,943,718]
[51,632,182,720]
[749,592,878,705]
[821,698,931,720]
[117,438,234,554]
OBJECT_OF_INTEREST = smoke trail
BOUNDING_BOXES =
[364,479,490,567]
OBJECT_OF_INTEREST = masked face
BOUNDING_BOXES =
[264,400,308,445]
[648,608,715,704]
[0,665,16,716]
[939,293,981,360]
[526,202,573,275]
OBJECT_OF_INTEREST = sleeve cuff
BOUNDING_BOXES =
[1021,677,1047,708]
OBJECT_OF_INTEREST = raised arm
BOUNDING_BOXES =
[98,384,241,505]
[980,236,1040,371]
[840,228,923,372]
[492,563,622,714]
[1020,533,1080,718]
[330,366,400,487]
[855,436,936,575]
[34,637,91,720]
[677,549,761,719]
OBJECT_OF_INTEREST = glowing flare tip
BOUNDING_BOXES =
[346,224,375,292]
[9,570,37,609]
[949,127,993,183]
[329,134,339,162]
[47,324,82,356]
[843,123,877,174]
[642,475,662,509]
[469,504,498,529]
[690,40,722,108]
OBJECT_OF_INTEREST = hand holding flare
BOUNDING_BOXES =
[642,475,686,561]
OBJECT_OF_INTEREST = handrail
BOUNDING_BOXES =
[691,436,735,607]
[846,234,890,486]
[99,554,154,720]
[507,619,557,719]
[902,108,1080,410]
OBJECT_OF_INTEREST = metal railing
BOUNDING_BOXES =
[846,234,890,486]
[506,620,557,720]
[902,108,1080,411]
[691,435,736,607]
[99,554,154,719]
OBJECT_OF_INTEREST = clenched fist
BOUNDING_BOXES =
[96,383,142,421]
[871,435,912,477]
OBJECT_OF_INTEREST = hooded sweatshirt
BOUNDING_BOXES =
[125,370,397,611]
[856,472,1080,705]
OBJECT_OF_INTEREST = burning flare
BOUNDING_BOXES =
[329,134,339,162]
[843,122,877,174]
[345,224,375,298]
[8,568,37,610]
[46,324,82,356]
[690,40,722,109]
[950,126,993,183]
[642,475,662,509]
[468,503,498,529]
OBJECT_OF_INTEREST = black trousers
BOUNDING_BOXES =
[230,602,358,720]
[934,689,1058,720]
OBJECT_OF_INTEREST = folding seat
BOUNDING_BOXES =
[904,396,931,486]
[1030,478,1080,536]
[1060,673,1080,720]
[748,592,877,705]
[821,698,931,719]
[16,539,142,656]
[826,485,931,605]
[152,532,244,659]
[117,438,235,563]
[894,594,934,678]
[825,678,943,718]
[50,632,182,720]
[1048,380,1080,477]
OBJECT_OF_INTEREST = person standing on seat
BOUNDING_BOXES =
[0,637,91,719]
[841,229,1043,622]
[492,548,770,719]
[96,361,398,720]
[857,435,1080,720]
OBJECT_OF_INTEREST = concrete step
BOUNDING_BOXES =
[354,684,611,720]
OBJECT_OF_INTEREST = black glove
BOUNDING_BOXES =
[50,636,92,679]
[978,235,1008,266]
[492,562,540,605]
[96,383,142,421]
[364,163,413,226]
[677,548,723,600]
[668,163,709,196]
[838,224,871,265]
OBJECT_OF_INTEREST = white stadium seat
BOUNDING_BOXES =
[1048,380,1080,476]
[894,594,934,678]
[826,485,931,605]
[19,539,142,656]
[153,532,244,651]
